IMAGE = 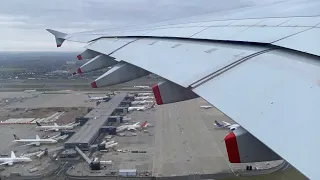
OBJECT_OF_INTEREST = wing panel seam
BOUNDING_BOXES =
[107,38,142,56]
[190,48,276,89]
[270,27,315,44]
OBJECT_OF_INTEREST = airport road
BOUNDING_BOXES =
[152,98,233,177]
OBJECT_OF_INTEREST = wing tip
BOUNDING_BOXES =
[46,29,67,37]
[46,29,67,47]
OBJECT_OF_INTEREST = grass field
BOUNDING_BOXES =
[0,67,24,72]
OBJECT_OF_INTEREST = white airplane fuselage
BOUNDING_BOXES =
[36,125,73,131]
[134,86,150,89]
[128,106,146,111]
[13,139,57,146]
[135,96,153,100]
[137,93,152,96]
[0,157,31,165]
[0,151,32,166]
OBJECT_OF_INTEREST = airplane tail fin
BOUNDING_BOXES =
[140,121,147,128]
[11,151,16,158]
[214,120,223,127]
[36,135,40,140]
[13,134,20,140]
[54,123,58,126]
[36,121,41,126]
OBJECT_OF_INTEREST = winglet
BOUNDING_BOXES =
[46,29,67,47]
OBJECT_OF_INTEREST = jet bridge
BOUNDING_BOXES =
[75,146,91,164]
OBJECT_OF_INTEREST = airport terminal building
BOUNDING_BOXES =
[64,93,127,150]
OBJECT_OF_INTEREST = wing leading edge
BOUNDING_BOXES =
[47,1,320,179]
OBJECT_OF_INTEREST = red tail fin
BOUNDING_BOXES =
[140,121,147,128]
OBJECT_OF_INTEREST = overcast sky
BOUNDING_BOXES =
[0,0,282,51]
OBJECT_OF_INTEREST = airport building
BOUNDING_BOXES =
[64,93,127,150]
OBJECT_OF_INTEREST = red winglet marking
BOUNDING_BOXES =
[152,84,163,105]
[224,132,241,163]
[77,68,82,74]
[77,54,83,60]
[91,81,98,88]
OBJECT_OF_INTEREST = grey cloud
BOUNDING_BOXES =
[0,0,284,51]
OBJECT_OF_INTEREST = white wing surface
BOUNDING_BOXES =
[47,1,320,179]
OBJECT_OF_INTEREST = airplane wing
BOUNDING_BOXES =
[47,1,320,179]
[126,127,136,131]
[46,127,58,131]
[222,121,231,126]
[19,142,37,147]
[0,161,13,166]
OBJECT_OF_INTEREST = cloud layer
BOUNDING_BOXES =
[0,0,282,51]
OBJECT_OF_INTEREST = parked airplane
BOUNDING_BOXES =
[87,94,109,101]
[200,105,213,109]
[24,89,36,93]
[128,103,155,112]
[0,151,31,166]
[134,86,150,89]
[116,121,147,132]
[36,122,74,131]
[21,148,48,158]
[131,100,154,105]
[137,93,152,96]
[13,134,57,146]
[214,121,240,131]
[134,96,154,100]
